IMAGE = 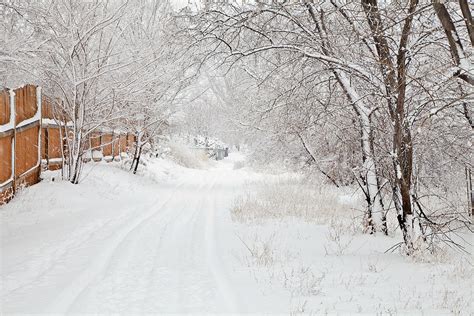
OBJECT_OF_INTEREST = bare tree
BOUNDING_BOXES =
[188,0,472,251]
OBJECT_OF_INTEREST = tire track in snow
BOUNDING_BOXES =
[66,180,211,313]
[69,194,190,313]
[144,180,209,313]
[174,174,221,312]
[1,216,117,298]
[139,199,193,312]
[4,166,247,313]
[172,188,207,313]
[47,182,185,313]
[1,200,154,299]
[204,171,240,313]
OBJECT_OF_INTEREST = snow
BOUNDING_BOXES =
[192,134,226,149]
[1,153,472,314]
[41,119,77,128]
[1,154,264,313]
[234,219,472,314]
[397,164,402,180]
[91,150,103,160]
[47,158,63,163]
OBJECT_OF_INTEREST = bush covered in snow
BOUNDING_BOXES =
[192,135,226,150]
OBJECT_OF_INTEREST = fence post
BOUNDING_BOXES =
[36,87,42,178]
[467,166,473,218]
[9,88,16,194]
[99,131,103,162]
[111,130,114,162]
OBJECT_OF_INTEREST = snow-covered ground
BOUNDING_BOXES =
[1,153,472,314]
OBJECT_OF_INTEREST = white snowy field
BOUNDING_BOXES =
[1,153,472,314]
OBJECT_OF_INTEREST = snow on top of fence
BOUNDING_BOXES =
[0,90,15,133]
[16,106,41,129]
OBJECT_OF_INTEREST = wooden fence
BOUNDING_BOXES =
[0,85,136,205]
[0,85,41,204]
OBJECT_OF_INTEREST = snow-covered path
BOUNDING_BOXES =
[3,155,471,314]
[1,155,271,314]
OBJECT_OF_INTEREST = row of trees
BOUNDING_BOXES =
[2,0,471,252]
[1,0,197,182]
[186,0,473,253]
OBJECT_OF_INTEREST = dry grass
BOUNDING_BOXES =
[168,143,209,169]
[231,177,359,225]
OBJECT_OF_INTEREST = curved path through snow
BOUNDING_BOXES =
[1,154,274,314]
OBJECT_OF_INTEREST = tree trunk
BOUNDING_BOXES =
[334,70,386,234]
[361,0,418,249]
[459,0,474,46]
[133,145,143,175]
[131,131,144,174]
[305,3,386,233]
[466,166,473,217]
[433,1,474,85]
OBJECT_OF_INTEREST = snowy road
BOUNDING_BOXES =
[1,156,272,314]
[2,155,472,314]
